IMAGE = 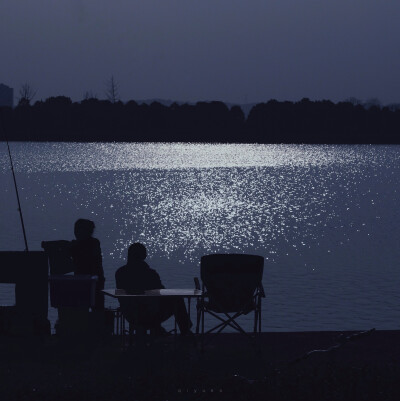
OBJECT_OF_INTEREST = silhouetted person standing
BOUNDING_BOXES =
[115,243,192,335]
[71,219,105,309]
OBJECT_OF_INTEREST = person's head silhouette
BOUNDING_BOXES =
[74,219,95,240]
[128,243,147,264]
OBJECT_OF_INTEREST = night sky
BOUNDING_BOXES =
[1,1,399,104]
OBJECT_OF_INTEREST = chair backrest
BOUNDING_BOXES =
[41,240,75,275]
[49,275,97,308]
[200,254,264,313]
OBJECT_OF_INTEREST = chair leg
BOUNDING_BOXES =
[220,312,248,335]
[254,297,262,333]
[116,309,123,336]
[196,303,201,334]
[254,307,258,333]
[204,309,247,334]
[201,304,204,334]
[128,323,134,346]
[119,312,127,349]
[201,307,205,352]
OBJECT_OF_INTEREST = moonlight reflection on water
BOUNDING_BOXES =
[0,143,399,331]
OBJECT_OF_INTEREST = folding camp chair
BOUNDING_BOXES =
[196,254,265,340]
[42,241,116,337]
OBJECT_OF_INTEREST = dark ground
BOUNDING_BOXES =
[1,330,400,401]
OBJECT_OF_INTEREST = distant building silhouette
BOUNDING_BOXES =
[0,84,13,108]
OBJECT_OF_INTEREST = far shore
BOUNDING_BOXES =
[2,98,400,144]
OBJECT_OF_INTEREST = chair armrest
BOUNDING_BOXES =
[41,240,71,251]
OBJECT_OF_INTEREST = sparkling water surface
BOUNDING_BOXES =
[1,143,399,332]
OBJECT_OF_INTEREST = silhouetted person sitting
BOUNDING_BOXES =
[115,243,192,336]
[71,219,105,310]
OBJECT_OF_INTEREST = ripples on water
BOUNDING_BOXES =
[0,143,399,331]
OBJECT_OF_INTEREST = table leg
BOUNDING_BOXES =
[174,299,177,335]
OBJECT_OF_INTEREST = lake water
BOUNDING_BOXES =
[1,142,399,332]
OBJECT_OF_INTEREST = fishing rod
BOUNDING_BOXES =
[0,108,29,251]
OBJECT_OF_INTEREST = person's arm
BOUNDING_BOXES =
[151,270,165,289]
[115,269,121,289]
[93,239,104,278]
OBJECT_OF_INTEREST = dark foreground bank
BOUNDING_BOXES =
[1,330,400,400]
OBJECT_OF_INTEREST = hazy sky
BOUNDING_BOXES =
[1,1,399,104]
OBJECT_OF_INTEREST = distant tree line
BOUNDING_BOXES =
[1,97,399,143]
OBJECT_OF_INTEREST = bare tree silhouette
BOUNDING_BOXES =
[17,83,37,106]
[105,76,119,103]
[83,91,97,101]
